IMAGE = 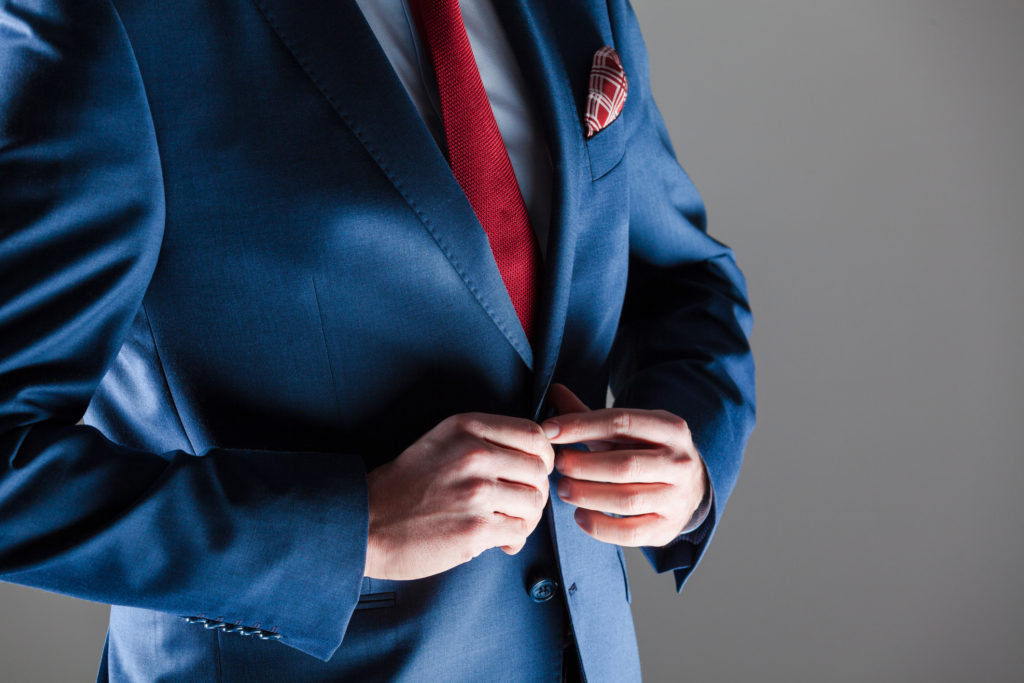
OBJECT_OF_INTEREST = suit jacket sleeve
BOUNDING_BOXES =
[0,0,366,662]
[605,0,757,592]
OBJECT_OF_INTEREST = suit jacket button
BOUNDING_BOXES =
[528,577,559,603]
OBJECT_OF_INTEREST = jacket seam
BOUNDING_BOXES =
[310,276,346,425]
[140,302,198,455]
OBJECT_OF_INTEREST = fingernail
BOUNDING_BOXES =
[542,421,560,438]
[556,479,569,499]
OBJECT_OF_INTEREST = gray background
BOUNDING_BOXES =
[1,0,1021,680]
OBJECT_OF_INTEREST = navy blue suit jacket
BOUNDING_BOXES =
[0,0,755,679]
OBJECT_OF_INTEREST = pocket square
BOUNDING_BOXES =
[584,46,628,139]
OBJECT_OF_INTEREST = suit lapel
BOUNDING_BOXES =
[251,0,588,402]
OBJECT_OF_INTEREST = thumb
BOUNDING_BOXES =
[547,382,590,416]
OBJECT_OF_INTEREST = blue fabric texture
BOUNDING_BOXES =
[0,0,755,680]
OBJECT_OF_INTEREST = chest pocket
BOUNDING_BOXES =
[584,89,628,180]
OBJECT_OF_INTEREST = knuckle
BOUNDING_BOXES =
[442,413,466,431]
[533,455,550,481]
[625,490,646,515]
[466,515,492,544]
[542,448,556,474]
[458,516,486,551]
[617,453,643,481]
[627,525,644,547]
[672,418,693,444]
[658,445,681,468]
[610,409,632,435]
[527,476,549,501]
[454,413,487,436]
[527,420,547,443]
[463,478,493,506]
[465,512,489,531]
[521,425,550,460]
[655,408,686,430]
[455,444,488,473]
[414,433,440,458]
[666,449,693,479]
[516,516,530,536]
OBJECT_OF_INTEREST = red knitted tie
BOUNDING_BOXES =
[410,0,543,344]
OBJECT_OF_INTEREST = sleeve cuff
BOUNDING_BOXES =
[171,447,370,663]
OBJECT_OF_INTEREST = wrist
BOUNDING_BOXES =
[364,527,385,579]
[364,464,388,579]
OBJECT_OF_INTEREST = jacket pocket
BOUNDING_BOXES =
[354,592,396,610]
[355,576,396,610]
[585,101,627,180]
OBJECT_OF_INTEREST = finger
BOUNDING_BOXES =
[492,480,548,520]
[557,477,675,516]
[573,508,675,547]
[489,511,532,551]
[448,413,555,472]
[544,408,690,448]
[547,383,591,416]
[457,437,551,490]
[554,446,681,483]
[461,478,546,521]
[569,438,651,452]
[500,542,525,555]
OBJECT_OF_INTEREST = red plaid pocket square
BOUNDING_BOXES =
[584,46,628,139]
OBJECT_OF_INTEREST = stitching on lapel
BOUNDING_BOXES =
[249,0,534,370]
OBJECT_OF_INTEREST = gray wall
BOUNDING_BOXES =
[626,1,1024,681]
[2,1,1021,680]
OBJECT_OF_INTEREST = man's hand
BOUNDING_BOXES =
[364,412,554,580]
[541,383,707,548]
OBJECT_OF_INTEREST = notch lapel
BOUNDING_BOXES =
[252,0,537,369]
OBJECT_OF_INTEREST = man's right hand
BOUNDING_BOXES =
[363,412,555,581]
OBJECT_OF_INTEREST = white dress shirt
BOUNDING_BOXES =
[354,0,554,262]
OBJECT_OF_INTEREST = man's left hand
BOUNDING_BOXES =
[541,383,707,548]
